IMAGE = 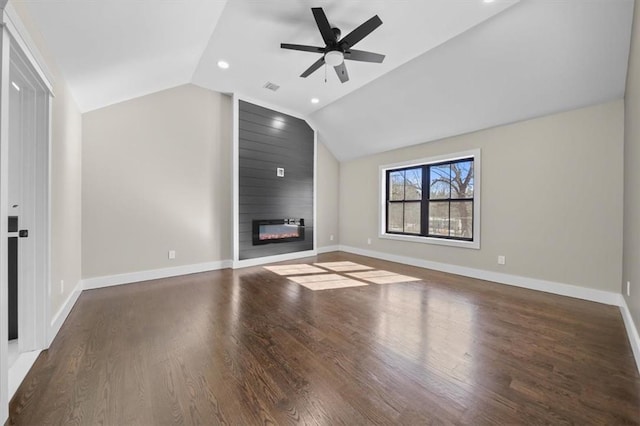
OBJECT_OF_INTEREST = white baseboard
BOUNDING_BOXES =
[620,296,640,374]
[338,245,621,306]
[49,280,82,346]
[82,260,233,290]
[317,245,340,254]
[39,247,640,385]
[8,349,41,402]
[233,250,317,269]
[340,246,637,371]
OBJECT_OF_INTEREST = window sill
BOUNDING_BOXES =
[379,233,480,250]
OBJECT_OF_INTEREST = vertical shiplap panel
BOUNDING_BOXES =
[238,101,314,260]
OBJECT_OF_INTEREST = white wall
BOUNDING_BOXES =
[624,0,640,337]
[82,84,232,279]
[50,80,82,315]
[316,136,339,249]
[339,100,624,292]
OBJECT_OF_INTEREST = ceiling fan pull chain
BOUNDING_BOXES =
[324,63,327,83]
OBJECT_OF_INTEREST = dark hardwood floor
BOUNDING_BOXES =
[8,252,640,425]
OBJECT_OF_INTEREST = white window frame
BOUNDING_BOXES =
[378,149,481,249]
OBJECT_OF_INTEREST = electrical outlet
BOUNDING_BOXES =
[168,250,176,260]
[60,279,64,294]
[498,255,506,265]
[627,281,631,297]
[330,234,334,241]
[367,238,372,245]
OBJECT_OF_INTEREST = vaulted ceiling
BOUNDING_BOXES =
[20,0,634,161]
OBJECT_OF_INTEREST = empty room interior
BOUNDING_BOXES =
[1,0,640,424]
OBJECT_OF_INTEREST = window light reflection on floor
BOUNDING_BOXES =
[263,261,421,290]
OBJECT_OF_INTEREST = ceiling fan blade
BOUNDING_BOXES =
[281,43,325,53]
[312,7,337,45]
[301,57,325,78]
[334,62,349,83]
[345,49,385,63]
[340,15,382,49]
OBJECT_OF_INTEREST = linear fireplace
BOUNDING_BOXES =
[252,218,305,245]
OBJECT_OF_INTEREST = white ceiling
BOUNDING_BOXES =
[192,0,518,115]
[21,0,228,112]
[18,0,635,161]
[309,0,635,160]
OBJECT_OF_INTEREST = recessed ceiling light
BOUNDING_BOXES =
[311,98,320,104]
[217,60,229,69]
[483,0,495,3]
[272,117,285,129]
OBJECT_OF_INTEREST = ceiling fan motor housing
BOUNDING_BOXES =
[332,27,342,42]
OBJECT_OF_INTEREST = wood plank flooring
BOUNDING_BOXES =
[8,252,640,425]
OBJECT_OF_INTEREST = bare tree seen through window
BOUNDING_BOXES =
[388,168,422,234]
[386,158,474,241]
[429,160,473,238]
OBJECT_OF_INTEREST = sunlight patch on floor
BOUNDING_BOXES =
[288,273,369,291]
[288,273,343,283]
[289,275,368,291]
[347,270,421,284]
[314,261,374,272]
[263,264,326,275]
[263,261,420,290]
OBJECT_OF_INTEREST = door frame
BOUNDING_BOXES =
[0,3,53,422]
[9,34,50,354]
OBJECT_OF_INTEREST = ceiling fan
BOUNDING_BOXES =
[281,7,385,83]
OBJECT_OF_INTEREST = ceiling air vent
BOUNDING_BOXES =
[263,82,280,92]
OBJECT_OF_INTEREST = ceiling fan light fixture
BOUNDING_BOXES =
[324,50,344,67]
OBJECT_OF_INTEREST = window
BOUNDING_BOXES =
[387,167,422,234]
[380,150,480,249]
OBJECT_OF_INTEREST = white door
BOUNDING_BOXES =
[7,63,37,351]
[7,70,21,346]
[7,48,47,354]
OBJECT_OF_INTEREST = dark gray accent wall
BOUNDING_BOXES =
[239,101,314,260]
